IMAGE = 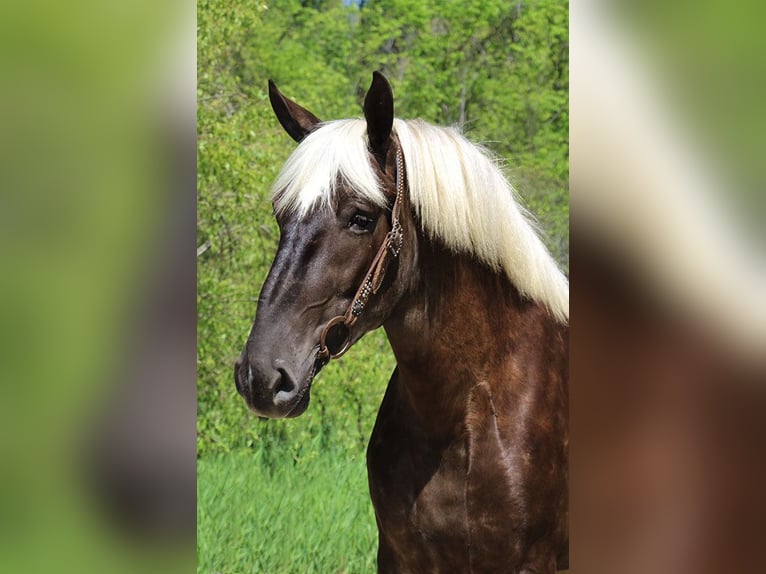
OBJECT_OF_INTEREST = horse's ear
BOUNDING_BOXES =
[363,71,394,167]
[268,79,322,143]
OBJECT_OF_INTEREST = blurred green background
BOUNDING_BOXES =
[197,0,568,572]
[1,0,195,572]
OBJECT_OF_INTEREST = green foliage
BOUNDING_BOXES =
[198,0,569,459]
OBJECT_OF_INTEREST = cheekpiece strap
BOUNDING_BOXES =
[317,143,407,360]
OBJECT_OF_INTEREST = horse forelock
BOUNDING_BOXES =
[270,118,569,322]
[271,120,387,218]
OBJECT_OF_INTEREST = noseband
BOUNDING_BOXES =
[317,145,406,360]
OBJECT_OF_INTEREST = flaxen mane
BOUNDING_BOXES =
[271,118,569,322]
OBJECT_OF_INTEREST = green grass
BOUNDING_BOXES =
[197,449,378,574]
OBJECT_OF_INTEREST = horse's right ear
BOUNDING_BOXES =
[268,80,322,143]
[363,71,394,168]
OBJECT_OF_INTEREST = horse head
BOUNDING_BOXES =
[234,73,415,418]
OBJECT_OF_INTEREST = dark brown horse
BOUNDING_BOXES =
[235,72,569,573]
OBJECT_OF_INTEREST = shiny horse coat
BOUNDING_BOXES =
[235,72,569,573]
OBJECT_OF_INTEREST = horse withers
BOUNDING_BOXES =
[234,72,569,573]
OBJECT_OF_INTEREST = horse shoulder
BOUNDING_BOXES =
[465,380,566,573]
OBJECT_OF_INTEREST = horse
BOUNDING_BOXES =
[234,72,569,573]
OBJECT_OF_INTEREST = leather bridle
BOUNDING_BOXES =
[317,144,406,360]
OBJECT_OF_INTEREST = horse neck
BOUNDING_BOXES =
[383,240,567,439]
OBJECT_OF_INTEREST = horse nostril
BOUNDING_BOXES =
[274,368,295,396]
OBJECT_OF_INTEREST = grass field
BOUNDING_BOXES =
[197,449,378,574]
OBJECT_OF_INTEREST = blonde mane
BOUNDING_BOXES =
[272,118,569,322]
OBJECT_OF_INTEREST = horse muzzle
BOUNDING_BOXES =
[234,356,312,419]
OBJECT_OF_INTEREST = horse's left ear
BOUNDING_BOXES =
[363,71,394,168]
[268,79,322,143]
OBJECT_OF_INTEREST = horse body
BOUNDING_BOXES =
[235,73,568,573]
[369,247,568,573]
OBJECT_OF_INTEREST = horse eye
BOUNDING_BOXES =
[349,213,374,231]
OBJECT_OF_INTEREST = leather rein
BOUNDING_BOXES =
[317,145,406,360]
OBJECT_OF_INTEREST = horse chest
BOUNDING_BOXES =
[367,417,473,572]
[370,423,467,518]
